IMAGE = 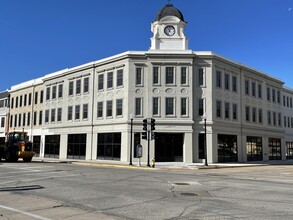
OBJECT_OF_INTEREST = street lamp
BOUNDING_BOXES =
[203,115,208,166]
[129,113,133,165]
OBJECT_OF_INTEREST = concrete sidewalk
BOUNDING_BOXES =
[31,157,293,171]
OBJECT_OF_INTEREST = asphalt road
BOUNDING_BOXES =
[0,161,293,220]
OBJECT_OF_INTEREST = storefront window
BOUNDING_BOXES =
[218,134,237,162]
[246,136,262,161]
[44,135,60,158]
[269,138,281,160]
[97,133,121,160]
[67,134,86,160]
[286,142,293,159]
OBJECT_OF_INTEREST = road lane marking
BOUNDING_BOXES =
[0,204,51,220]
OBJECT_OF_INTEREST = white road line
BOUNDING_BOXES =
[0,174,80,186]
[0,204,51,220]
[0,170,41,175]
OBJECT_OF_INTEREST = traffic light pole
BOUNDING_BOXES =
[147,130,150,167]
[142,118,155,167]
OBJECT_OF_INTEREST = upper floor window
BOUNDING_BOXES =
[51,109,56,123]
[136,68,143,86]
[24,94,27,106]
[251,82,256,97]
[216,100,222,118]
[34,92,38,104]
[117,70,123,87]
[28,93,32,105]
[277,91,281,104]
[76,79,81,95]
[45,110,49,123]
[153,67,159,85]
[18,113,21,127]
[52,85,57,99]
[0,100,5,108]
[153,97,159,116]
[40,91,44,103]
[1,117,5,127]
[245,106,250,122]
[245,80,249,95]
[272,89,276,102]
[68,106,73,121]
[33,112,37,125]
[273,112,277,126]
[75,105,80,120]
[98,74,104,90]
[46,87,50,101]
[232,76,237,92]
[258,109,263,123]
[14,115,17,127]
[107,72,113,89]
[57,108,62,122]
[83,104,88,119]
[58,84,63,98]
[135,98,142,116]
[69,81,74,96]
[199,68,204,86]
[27,112,31,126]
[19,95,23,107]
[166,67,174,84]
[97,102,103,118]
[233,104,237,120]
[283,95,286,106]
[39,111,43,125]
[166,97,174,115]
[225,102,230,119]
[84,77,89,93]
[181,98,187,116]
[181,67,187,85]
[10,115,13,127]
[258,84,262,98]
[116,99,123,116]
[267,87,271,101]
[252,107,256,122]
[23,113,26,127]
[267,111,271,125]
[216,71,222,88]
[224,74,229,90]
[106,100,113,117]
[15,96,18,108]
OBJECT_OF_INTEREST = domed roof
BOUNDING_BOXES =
[155,4,185,22]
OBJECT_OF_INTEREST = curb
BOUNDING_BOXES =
[32,159,270,171]
[72,161,157,170]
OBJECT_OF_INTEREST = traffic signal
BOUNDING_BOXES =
[151,118,156,130]
[143,119,148,131]
[142,132,147,140]
[151,132,155,140]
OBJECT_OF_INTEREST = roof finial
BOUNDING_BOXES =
[167,0,172,5]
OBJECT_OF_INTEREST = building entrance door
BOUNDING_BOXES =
[155,133,184,162]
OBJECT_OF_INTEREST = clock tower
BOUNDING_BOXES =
[150,4,189,51]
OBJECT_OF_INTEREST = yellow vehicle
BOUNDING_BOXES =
[0,131,35,162]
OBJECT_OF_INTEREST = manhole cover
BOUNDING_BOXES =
[180,192,197,197]
[174,183,190,185]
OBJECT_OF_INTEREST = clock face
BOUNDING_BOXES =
[164,25,175,36]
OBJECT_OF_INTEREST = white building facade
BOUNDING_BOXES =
[5,4,293,163]
[0,91,9,144]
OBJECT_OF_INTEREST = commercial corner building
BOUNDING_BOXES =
[5,4,293,163]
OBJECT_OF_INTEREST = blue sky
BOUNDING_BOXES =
[0,0,292,91]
